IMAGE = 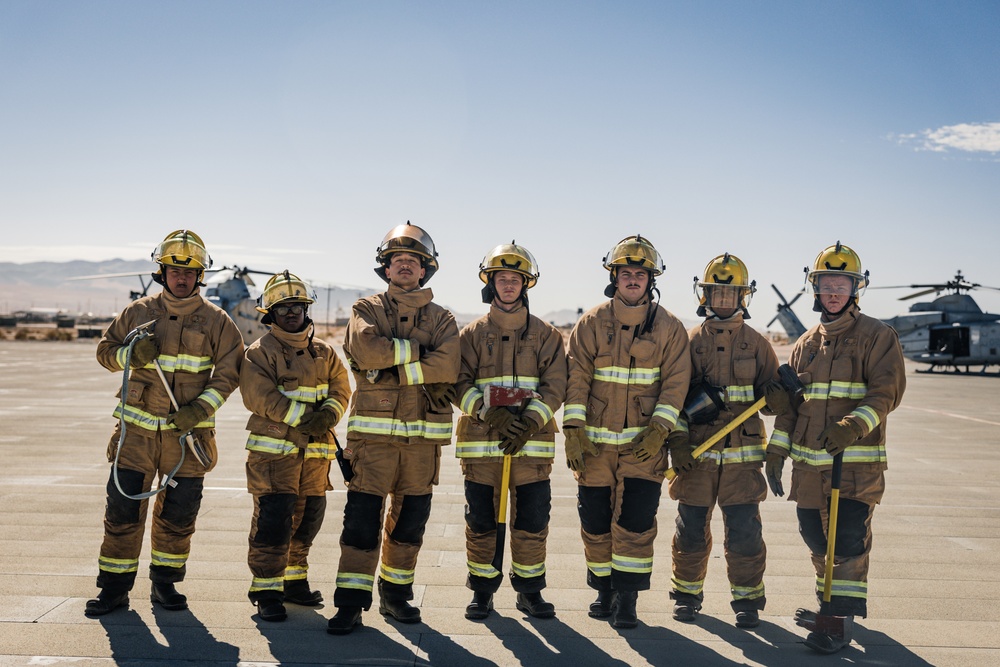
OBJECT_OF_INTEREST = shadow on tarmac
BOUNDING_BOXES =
[99,606,240,665]
[482,613,631,667]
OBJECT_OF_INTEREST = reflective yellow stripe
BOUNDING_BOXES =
[511,561,545,579]
[348,416,453,440]
[98,556,139,574]
[246,434,299,456]
[593,366,660,386]
[804,381,868,401]
[732,582,765,601]
[198,388,225,412]
[852,405,880,432]
[455,439,554,459]
[400,361,425,386]
[322,398,346,421]
[151,549,188,569]
[790,442,887,466]
[815,576,868,599]
[562,403,587,423]
[284,565,308,581]
[112,403,217,432]
[726,384,755,403]
[526,399,554,424]
[587,561,612,578]
[460,387,484,415]
[652,404,680,426]
[475,376,540,390]
[468,560,502,579]
[393,338,415,366]
[585,425,643,446]
[768,429,791,454]
[380,564,414,585]
[336,572,374,591]
[250,576,284,592]
[671,577,704,595]
[280,383,330,402]
[612,553,652,574]
[156,354,214,374]
[283,400,306,426]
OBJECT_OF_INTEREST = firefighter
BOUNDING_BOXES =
[240,271,351,622]
[667,254,782,629]
[456,243,567,621]
[85,230,244,616]
[766,242,905,654]
[327,222,461,635]
[563,235,692,629]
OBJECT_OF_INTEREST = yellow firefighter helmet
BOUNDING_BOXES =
[256,271,315,314]
[603,235,664,276]
[151,229,212,271]
[374,221,439,285]
[806,241,869,297]
[478,242,539,289]
[695,253,756,312]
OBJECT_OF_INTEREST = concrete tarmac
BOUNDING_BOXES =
[0,339,998,666]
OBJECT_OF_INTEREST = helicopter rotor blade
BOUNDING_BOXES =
[787,290,804,307]
[899,288,939,301]
[66,271,150,281]
[767,315,779,327]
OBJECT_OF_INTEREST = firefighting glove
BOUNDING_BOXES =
[129,337,159,368]
[762,379,791,416]
[632,421,669,462]
[667,430,696,472]
[499,414,543,456]
[167,403,209,433]
[818,418,864,456]
[483,406,527,440]
[765,452,785,497]
[424,383,456,411]
[564,426,598,472]
[298,409,338,437]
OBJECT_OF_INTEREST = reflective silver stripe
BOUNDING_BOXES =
[731,582,765,600]
[98,556,138,574]
[283,400,306,426]
[511,561,545,579]
[280,383,329,402]
[587,561,612,578]
[593,366,660,385]
[790,442,887,466]
[475,376,540,390]
[585,425,643,446]
[284,565,308,580]
[199,388,225,412]
[768,429,791,454]
[401,361,424,386]
[115,346,129,369]
[719,444,766,464]
[347,416,453,440]
[113,403,165,431]
[393,338,414,366]
[380,564,414,585]
[671,577,703,595]
[461,387,483,415]
[852,405,880,432]
[455,440,554,458]
[250,577,284,592]
[562,403,587,422]
[336,572,374,591]
[322,398,346,421]
[525,398,554,424]
[246,434,298,456]
[151,549,188,569]
[156,354,213,374]
[468,561,502,579]
[612,553,652,574]
[726,384,755,403]
[804,381,868,400]
[652,404,680,426]
[815,576,868,599]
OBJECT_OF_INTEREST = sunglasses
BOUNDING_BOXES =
[273,304,306,316]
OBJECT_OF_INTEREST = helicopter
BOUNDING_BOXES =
[768,284,807,343]
[876,272,1000,374]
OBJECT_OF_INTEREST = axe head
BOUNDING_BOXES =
[813,611,854,640]
[777,363,806,398]
[483,385,541,408]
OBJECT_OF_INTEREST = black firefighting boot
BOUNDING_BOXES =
[327,607,363,635]
[284,580,323,606]
[465,591,494,620]
[588,589,616,618]
[804,630,852,654]
[150,582,188,611]
[377,578,421,623]
[673,601,701,623]
[515,591,556,619]
[85,590,129,617]
[254,593,287,623]
[612,590,638,629]
[735,610,760,628]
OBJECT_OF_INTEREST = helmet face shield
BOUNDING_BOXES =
[375,222,439,285]
[257,271,316,314]
[694,253,755,312]
[152,229,212,271]
[479,243,539,288]
[806,242,868,299]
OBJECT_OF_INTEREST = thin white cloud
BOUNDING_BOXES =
[893,122,1000,154]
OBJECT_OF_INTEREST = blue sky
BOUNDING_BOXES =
[2,1,999,326]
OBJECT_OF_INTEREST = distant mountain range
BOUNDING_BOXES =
[0,260,694,330]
